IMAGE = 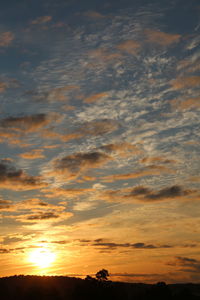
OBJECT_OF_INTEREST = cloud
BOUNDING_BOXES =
[80,238,172,250]
[26,212,60,220]
[17,210,72,223]
[84,92,108,104]
[0,160,47,191]
[2,198,73,224]
[145,29,181,46]
[100,142,141,157]
[0,31,14,47]
[93,241,158,250]
[61,119,119,142]
[52,151,112,179]
[88,48,122,63]
[46,85,79,102]
[0,248,10,253]
[171,97,200,111]
[140,156,177,165]
[0,247,26,254]
[117,40,140,55]
[79,119,119,136]
[84,11,105,19]
[130,185,189,201]
[0,113,52,133]
[0,82,8,93]
[101,185,196,203]
[31,16,52,25]
[2,236,24,245]
[0,199,12,211]
[168,256,200,273]
[102,165,174,182]
[19,149,45,160]
[43,187,92,199]
[170,76,200,90]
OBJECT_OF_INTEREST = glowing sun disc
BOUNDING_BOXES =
[29,248,56,268]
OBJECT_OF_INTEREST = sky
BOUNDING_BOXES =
[0,0,200,283]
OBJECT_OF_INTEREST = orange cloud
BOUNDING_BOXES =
[0,159,47,191]
[0,197,65,213]
[1,197,73,224]
[61,119,119,142]
[177,57,200,74]
[0,82,8,93]
[60,132,83,142]
[84,11,105,19]
[31,16,52,25]
[89,48,122,63]
[0,113,59,134]
[0,199,12,211]
[102,165,175,182]
[47,85,79,102]
[117,40,140,55]
[51,151,112,180]
[0,32,14,47]
[140,156,177,165]
[84,92,108,104]
[145,29,181,46]
[171,97,200,110]
[19,149,45,160]
[170,76,200,89]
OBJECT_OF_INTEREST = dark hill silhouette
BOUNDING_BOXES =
[0,275,200,300]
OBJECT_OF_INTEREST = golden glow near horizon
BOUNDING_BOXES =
[0,0,200,284]
[28,248,56,269]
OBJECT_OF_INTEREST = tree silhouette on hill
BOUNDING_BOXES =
[95,269,109,281]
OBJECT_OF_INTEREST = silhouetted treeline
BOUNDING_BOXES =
[0,275,200,300]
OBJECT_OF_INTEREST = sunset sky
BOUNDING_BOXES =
[0,0,200,283]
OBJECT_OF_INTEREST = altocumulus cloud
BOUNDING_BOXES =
[0,159,47,190]
[101,185,197,203]
[51,150,112,179]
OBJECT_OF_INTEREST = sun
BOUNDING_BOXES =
[28,248,56,269]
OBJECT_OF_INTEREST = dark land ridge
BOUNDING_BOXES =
[0,275,200,300]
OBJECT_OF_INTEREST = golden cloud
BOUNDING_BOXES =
[171,97,200,110]
[170,76,200,89]
[0,32,14,47]
[84,11,105,19]
[61,119,119,142]
[51,151,112,179]
[46,85,79,102]
[140,156,177,165]
[117,40,140,55]
[84,92,108,104]
[89,48,122,63]
[1,197,72,223]
[102,165,175,182]
[0,82,8,93]
[0,113,60,143]
[31,16,52,25]
[19,149,45,160]
[0,160,47,191]
[145,29,181,46]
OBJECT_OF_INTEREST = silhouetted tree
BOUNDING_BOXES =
[96,269,109,281]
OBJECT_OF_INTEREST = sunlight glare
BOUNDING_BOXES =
[29,248,56,269]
